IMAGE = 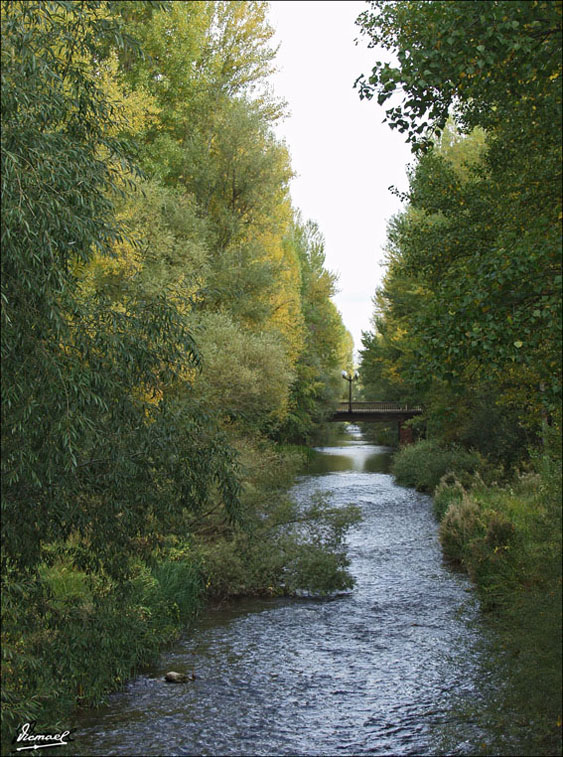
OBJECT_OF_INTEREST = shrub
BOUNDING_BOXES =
[392,439,483,493]
[438,497,485,566]
[433,475,465,521]
[282,544,354,595]
[191,436,362,600]
[1,551,204,747]
[197,494,361,600]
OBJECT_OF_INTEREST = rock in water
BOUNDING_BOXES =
[164,671,188,683]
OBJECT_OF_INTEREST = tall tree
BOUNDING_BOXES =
[1,1,240,574]
[356,1,562,448]
[109,1,307,431]
[355,0,561,149]
[276,219,353,442]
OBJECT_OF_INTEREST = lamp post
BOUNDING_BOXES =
[341,369,359,414]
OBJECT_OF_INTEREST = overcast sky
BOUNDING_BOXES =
[266,0,413,360]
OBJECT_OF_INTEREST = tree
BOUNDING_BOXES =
[276,219,352,442]
[1,1,240,574]
[355,0,562,150]
[356,1,562,450]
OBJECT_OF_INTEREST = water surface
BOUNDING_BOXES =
[70,426,490,756]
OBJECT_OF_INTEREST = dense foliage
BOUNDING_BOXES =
[356,4,561,751]
[1,1,353,740]
[356,0,562,465]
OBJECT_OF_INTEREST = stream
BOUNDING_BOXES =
[69,426,500,756]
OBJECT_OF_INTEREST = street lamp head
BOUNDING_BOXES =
[341,370,348,379]
[354,371,359,380]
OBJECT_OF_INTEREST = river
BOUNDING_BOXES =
[69,426,500,756]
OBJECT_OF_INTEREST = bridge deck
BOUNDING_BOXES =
[330,402,422,423]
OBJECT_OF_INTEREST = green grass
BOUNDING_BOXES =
[441,472,562,754]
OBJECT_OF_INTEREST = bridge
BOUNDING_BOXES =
[329,402,423,443]
[330,401,423,422]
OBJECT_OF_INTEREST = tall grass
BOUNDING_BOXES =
[393,436,562,754]
[439,471,562,754]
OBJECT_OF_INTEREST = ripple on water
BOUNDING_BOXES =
[70,429,485,757]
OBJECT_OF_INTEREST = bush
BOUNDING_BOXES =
[438,497,485,566]
[433,475,465,521]
[1,551,203,748]
[197,495,361,599]
[277,497,361,595]
[191,436,362,600]
[392,439,483,493]
[435,457,562,754]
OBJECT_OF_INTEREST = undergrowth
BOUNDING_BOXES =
[1,552,203,752]
[391,438,487,492]
[1,436,360,751]
[393,432,562,755]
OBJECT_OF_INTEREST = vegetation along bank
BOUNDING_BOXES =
[1,1,357,745]
[355,2,561,753]
[1,1,561,754]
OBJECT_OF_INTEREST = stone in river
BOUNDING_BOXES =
[164,671,194,683]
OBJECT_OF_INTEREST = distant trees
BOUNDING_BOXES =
[277,219,353,442]
[356,1,562,462]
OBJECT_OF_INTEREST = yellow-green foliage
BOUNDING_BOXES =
[1,552,203,746]
[1,0,362,744]
[192,311,296,427]
[38,561,94,612]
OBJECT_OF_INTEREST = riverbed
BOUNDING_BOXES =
[69,426,497,756]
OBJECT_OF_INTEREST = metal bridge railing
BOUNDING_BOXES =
[336,402,423,412]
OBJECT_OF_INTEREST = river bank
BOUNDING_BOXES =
[391,436,562,755]
[1,432,359,753]
[65,426,487,755]
[4,428,560,756]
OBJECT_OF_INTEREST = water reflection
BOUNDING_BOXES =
[306,449,392,475]
[307,424,393,475]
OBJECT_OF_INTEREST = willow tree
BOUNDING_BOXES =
[1,1,240,576]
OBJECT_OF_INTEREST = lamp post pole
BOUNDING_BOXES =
[341,370,359,414]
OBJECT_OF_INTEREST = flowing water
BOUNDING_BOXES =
[69,426,497,756]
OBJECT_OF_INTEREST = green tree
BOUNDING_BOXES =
[356,1,562,450]
[1,1,240,574]
[355,0,562,149]
[277,219,352,442]
[360,121,559,460]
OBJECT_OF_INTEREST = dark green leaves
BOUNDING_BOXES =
[1,2,240,575]
[355,0,562,151]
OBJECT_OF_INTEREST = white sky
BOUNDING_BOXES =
[266,0,413,360]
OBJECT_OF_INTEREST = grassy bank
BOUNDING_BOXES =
[1,552,204,749]
[1,437,359,751]
[392,437,562,755]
